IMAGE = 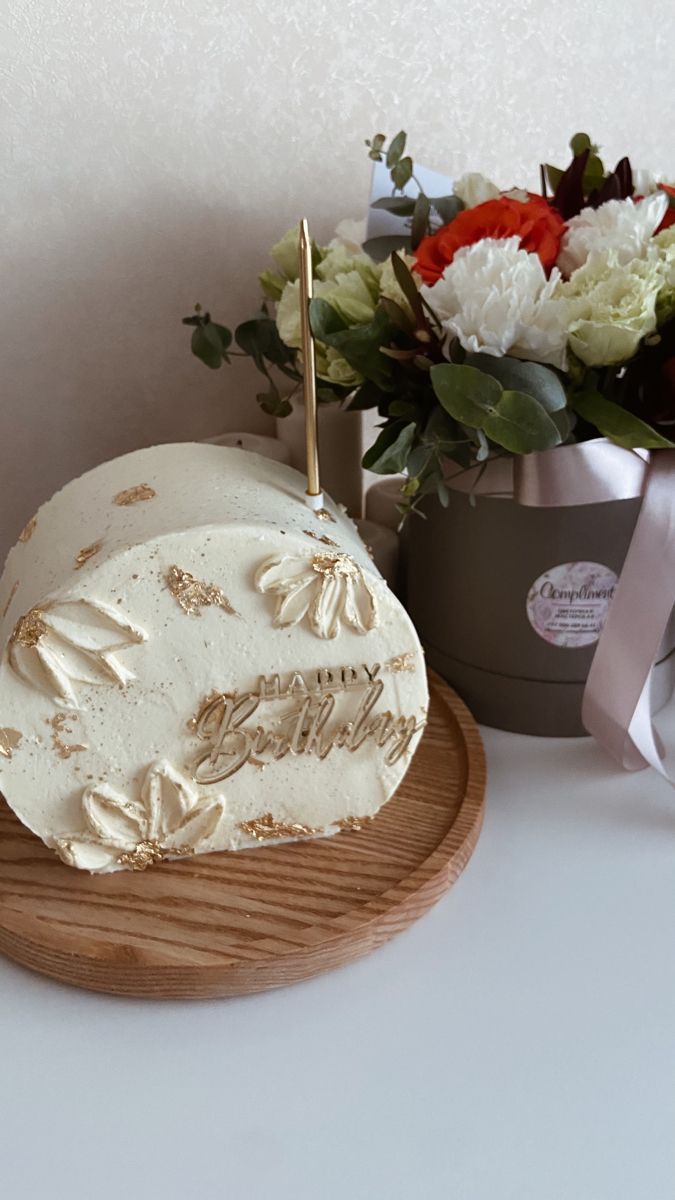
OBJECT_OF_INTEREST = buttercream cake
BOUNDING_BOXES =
[0,444,428,873]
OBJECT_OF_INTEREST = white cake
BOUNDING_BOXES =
[0,444,428,873]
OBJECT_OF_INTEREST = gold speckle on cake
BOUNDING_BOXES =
[315,508,336,523]
[11,608,48,647]
[311,553,359,580]
[18,517,37,543]
[386,651,417,674]
[113,483,157,506]
[74,540,103,569]
[117,840,166,871]
[304,529,338,548]
[49,713,87,759]
[166,566,237,617]
[336,815,373,832]
[0,727,23,760]
[2,580,19,619]
[239,813,324,842]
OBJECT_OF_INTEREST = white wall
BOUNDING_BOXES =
[1,0,673,552]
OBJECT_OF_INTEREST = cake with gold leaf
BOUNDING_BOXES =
[0,444,428,873]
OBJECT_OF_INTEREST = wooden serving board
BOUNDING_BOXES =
[0,671,485,999]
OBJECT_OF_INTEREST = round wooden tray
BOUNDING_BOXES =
[0,671,485,999]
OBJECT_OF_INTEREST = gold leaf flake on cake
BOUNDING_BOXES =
[2,580,19,620]
[0,727,23,760]
[303,529,338,548]
[336,815,373,832]
[55,760,225,873]
[113,483,157,506]
[49,713,87,759]
[74,541,103,570]
[239,813,324,842]
[166,566,237,617]
[255,552,378,640]
[386,651,417,674]
[315,508,336,523]
[18,517,37,543]
[8,599,147,708]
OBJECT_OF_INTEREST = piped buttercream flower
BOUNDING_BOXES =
[55,761,225,873]
[8,598,146,707]
[255,552,378,639]
[421,236,568,368]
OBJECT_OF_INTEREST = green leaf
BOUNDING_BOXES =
[571,390,675,449]
[411,193,431,250]
[210,322,232,352]
[390,252,425,325]
[431,364,503,426]
[362,234,412,263]
[386,130,406,167]
[482,390,562,454]
[464,353,567,413]
[379,296,415,333]
[256,390,293,418]
[570,132,593,156]
[235,316,298,377]
[429,195,463,224]
[346,381,385,411]
[309,299,395,390]
[431,364,562,453]
[544,163,564,191]
[391,156,413,189]
[191,323,224,370]
[363,421,417,474]
[370,196,417,216]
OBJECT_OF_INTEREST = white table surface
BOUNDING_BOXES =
[2,727,675,1200]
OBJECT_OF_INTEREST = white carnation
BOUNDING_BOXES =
[421,236,568,368]
[557,194,668,276]
[453,172,500,208]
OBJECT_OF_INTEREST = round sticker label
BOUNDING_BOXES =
[526,561,618,648]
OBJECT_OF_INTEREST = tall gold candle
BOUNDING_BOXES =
[298,219,323,508]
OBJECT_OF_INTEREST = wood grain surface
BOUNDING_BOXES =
[0,671,485,999]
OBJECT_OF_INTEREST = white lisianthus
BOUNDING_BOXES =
[557,194,668,276]
[329,218,367,254]
[421,236,568,368]
[652,227,675,324]
[557,250,661,366]
[453,171,500,209]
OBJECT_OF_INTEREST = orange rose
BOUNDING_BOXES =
[414,194,566,284]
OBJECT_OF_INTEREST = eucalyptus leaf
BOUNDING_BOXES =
[257,391,292,418]
[362,421,416,474]
[370,196,417,216]
[391,156,413,189]
[571,390,675,449]
[482,390,562,454]
[411,193,431,250]
[464,353,567,413]
[431,363,503,426]
[429,195,463,224]
[191,323,223,370]
[386,130,406,167]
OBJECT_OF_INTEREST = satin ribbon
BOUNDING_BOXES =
[446,441,675,775]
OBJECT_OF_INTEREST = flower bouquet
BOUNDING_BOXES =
[184,132,675,756]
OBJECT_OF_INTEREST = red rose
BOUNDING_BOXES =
[414,194,566,285]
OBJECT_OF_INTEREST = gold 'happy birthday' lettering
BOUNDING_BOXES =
[190,662,423,785]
